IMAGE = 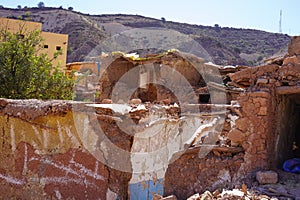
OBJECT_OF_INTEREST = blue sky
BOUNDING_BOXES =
[1,0,299,35]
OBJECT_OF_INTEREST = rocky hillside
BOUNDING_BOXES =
[0,7,291,66]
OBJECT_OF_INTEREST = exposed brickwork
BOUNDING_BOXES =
[164,150,244,199]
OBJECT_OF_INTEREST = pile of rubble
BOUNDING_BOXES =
[154,188,276,200]
[155,187,292,200]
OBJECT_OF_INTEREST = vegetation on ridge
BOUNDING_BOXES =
[0,6,291,66]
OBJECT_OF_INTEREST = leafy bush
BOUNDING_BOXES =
[0,27,74,100]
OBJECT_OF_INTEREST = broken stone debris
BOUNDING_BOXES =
[184,187,279,200]
[256,171,278,185]
[153,194,178,200]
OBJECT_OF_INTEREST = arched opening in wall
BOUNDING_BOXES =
[97,52,212,104]
[98,57,137,101]
[276,93,300,168]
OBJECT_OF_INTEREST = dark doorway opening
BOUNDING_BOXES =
[276,94,300,167]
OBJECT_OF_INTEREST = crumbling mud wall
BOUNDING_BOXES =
[73,50,242,105]
[228,36,300,176]
[162,91,275,199]
[0,97,245,200]
[0,99,131,199]
[1,37,300,200]
[93,51,226,104]
[162,36,300,199]
[164,148,244,199]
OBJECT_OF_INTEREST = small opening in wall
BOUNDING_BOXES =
[56,46,61,51]
[44,45,48,49]
[282,81,289,86]
[199,94,210,104]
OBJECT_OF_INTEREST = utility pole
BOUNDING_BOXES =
[279,9,282,33]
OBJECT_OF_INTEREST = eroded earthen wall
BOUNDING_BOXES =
[96,52,222,104]
[2,46,300,198]
[164,150,244,199]
[0,98,246,200]
[234,91,276,175]
[0,99,131,199]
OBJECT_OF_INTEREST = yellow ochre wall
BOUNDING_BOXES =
[0,17,42,33]
[41,32,68,68]
[66,62,98,74]
[0,17,68,69]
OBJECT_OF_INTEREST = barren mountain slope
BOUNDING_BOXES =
[0,7,291,65]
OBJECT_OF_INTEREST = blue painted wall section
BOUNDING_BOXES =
[129,178,164,200]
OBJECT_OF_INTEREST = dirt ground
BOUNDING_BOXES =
[252,169,300,199]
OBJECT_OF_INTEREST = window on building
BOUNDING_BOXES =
[199,94,210,104]
[44,45,48,49]
[56,46,61,51]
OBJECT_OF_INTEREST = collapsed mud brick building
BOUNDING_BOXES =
[1,36,300,199]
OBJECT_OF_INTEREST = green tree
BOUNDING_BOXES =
[0,27,74,100]
[37,2,45,8]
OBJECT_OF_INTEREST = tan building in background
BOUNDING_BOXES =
[41,32,68,68]
[0,17,68,69]
[0,17,42,32]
